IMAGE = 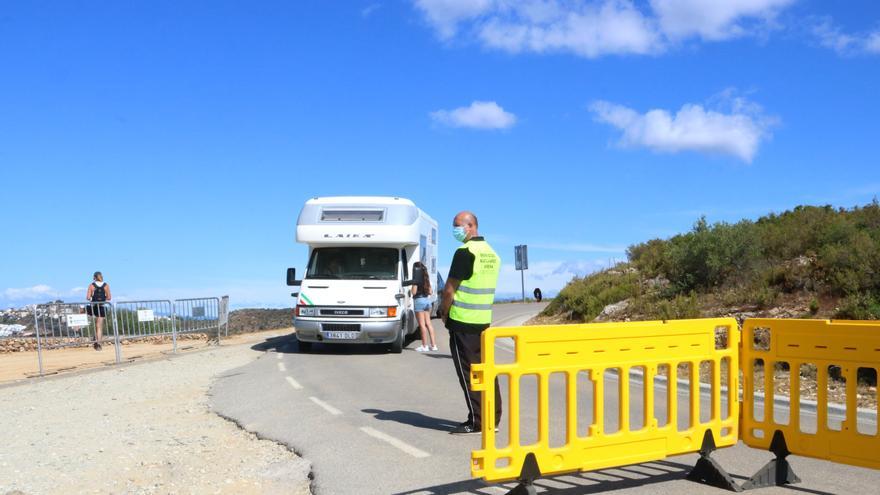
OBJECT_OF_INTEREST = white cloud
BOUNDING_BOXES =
[812,19,880,56]
[361,3,382,18]
[430,101,517,130]
[867,31,880,54]
[414,0,495,39]
[650,0,794,41]
[478,1,661,58]
[531,242,625,254]
[496,260,608,296]
[589,93,775,162]
[1,280,293,309]
[3,285,57,301]
[413,0,797,58]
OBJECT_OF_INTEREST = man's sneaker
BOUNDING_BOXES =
[449,422,480,435]
[430,345,439,351]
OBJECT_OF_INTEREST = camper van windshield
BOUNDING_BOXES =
[306,247,399,280]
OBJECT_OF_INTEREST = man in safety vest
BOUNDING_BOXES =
[439,211,502,435]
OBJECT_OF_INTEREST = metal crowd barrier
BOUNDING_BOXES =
[29,296,229,376]
[173,297,221,340]
[32,301,119,374]
[114,299,176,355]
[471,317,880,493]
[741,319,880,473]
[471,318,740,487]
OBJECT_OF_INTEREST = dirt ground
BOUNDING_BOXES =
[0,328,311,495]
[0,329,295,384]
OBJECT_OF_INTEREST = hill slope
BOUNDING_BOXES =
[540,201,880,324]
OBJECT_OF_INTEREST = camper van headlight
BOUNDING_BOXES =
[370,307,398,317]
[296,306,316,317]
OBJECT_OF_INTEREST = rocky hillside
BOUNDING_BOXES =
[539,201,880,325]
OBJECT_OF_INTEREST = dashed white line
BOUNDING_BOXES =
[276,352,282,360]
[277,362,287,372]
[309,396,342,416]
[359,427,430,458]
[285,376,303,390]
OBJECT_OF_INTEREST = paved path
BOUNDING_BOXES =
[211,304,880,494]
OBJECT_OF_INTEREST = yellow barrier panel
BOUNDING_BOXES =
[741,318,880,471]
[471,318,740,483]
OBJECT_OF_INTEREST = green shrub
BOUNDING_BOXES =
[549,201,880,322]
[626,202,880,299]
[541,269,638,322]
[835,292,880,320]
[641,292,700,320]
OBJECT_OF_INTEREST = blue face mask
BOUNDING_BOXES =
[453,226,468,242]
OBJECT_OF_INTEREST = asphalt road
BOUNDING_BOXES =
[211,303,880,494]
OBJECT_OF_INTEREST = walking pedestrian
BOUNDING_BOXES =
[438,211,502,434]
[533,287,542,302]
[86,271,111,351]
[411,261,438,352]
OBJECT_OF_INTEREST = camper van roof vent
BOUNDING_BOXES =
[321,208,384,222]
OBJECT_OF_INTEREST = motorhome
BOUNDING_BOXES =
[287,197,439,353]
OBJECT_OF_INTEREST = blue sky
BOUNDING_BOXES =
[2,1,879,308]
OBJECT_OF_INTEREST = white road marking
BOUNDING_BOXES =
[359,427,430,458]
[285,376,303,390]
[492,311,539,327]
[277,362,287,372]
[309,396,342,416]
[276,352,282,360]
[494,336,516,354]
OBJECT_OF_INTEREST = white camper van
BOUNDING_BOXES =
[287,197,439,353]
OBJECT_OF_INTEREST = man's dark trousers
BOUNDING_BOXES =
[449,329,502,429]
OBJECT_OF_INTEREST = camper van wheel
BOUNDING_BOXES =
[390,327,405,354]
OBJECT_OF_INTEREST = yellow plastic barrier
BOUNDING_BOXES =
[471,318,740,483]
[741,318,880,470]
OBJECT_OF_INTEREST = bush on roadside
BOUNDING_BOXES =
[546,200,880,323]
[541,269,637,321]
[834,292,880,320]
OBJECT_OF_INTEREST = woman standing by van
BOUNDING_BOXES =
[86,271,111,350]
[411,262,438,352]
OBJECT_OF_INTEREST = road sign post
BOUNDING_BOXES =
[515,245,528,303]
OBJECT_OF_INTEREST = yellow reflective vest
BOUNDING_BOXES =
[449,239,501,325]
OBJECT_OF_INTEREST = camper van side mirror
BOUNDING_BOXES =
[403,264,425,287]
[286,268,302,286]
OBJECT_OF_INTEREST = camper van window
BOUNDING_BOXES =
[306,247,398,280]
[320,209,384,222]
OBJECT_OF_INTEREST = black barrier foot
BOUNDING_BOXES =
[741,430,801,490]
[687,430,743,492]
[504,453,541,495]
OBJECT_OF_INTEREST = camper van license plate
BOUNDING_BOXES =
[325,331,359,340]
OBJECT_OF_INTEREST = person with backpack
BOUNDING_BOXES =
[411,261,438,352]
[86,271,112,350]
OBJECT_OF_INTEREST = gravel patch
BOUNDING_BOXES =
[0,344,311,495]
